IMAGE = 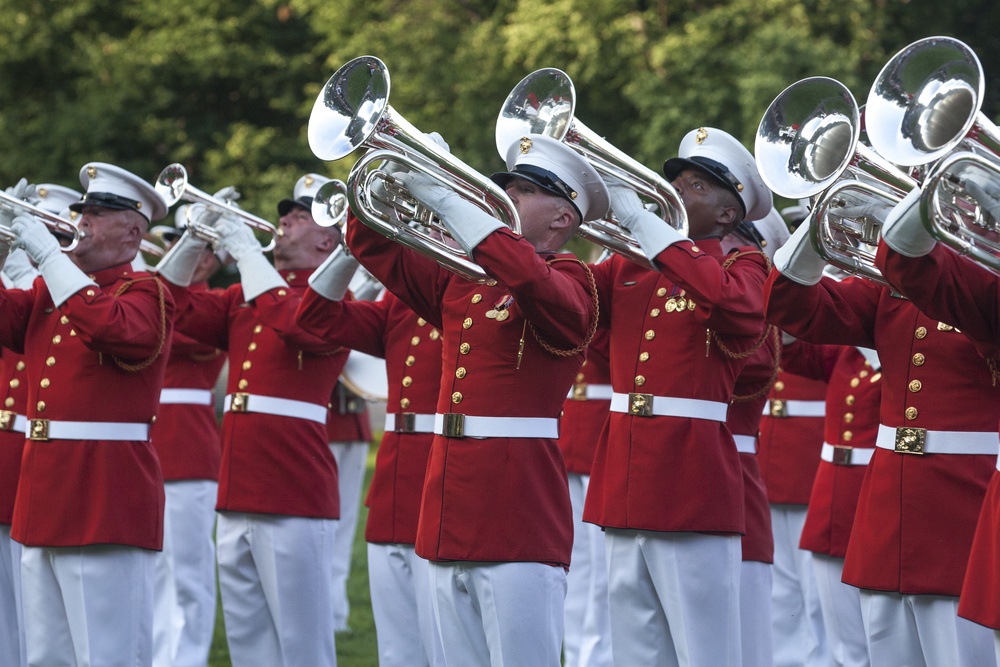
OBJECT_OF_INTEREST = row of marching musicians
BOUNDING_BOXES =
[0,41,998,667]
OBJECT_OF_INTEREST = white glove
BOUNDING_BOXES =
[965,173,1000,222]
[155,229,209,287]
[0,179,36,256]
[12,215,96,307]
[1,248,38,289]
[308,247,360,301]
[217,218,286,301]
[373,133,449,205]
[187,186,240,235]
[608,184,685,259]
[880,187,934,258]
[773,220,827,285]
[831,201,893,222]
[394,171,504,254]
[12,214,60,266]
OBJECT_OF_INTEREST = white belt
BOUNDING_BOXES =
[160,388,213,406]
[224,393,328,425]
[733,434,757,454]
[433,414,559,439]
[821,442,875,466]
[610,392,728,422]
[763,399,825,418]
[384,413,436,434]
[27,419,150,442]
[0,411,26,434]
[875,424,999,456]
[566,383,614,401]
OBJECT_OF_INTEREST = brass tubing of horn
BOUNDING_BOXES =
[0,190,83,252]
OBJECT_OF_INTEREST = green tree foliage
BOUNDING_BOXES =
[0,0,993,223]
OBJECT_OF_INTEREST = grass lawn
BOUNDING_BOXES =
[208,444,380,666]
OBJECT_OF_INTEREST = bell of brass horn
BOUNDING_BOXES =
[308,56,519,284]
[154,164,278,252]
[0,190,84,252]
[496,68,687,266]
[756,77,918,283]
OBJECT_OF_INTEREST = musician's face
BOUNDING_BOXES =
[273,205,338,269]
[671,168,740,239]
[71,206,144,272]
[505,178,573,249]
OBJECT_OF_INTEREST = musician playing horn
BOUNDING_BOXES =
[763,185,999,665]
[581,126,773,667]
[156,174,347,667]
[346,133,608,666]
[0,164,173,666]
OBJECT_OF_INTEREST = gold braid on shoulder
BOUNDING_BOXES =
[110,275,169,372]
[731,325,782,402]
[528,257,599,357]
[709,249,774,361]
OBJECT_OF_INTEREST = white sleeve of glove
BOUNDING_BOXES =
[965,173,1000,222]
[880,188,935,258]
[308,247,360,301]
[395,172,504,254]
[1,248,38,289]
[37,252,97,308]
[156,230,209,287]
[236,251,287,302]
[773,220,827,285]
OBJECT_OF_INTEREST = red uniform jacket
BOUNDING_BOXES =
[327,381,372,443]
[0,264,171,549]
[0,350,28,524]
[347,215,588,566]
[877,242,1000,626]
[729,334,781,563]
[557,327,611,476]
[757,371,827,504]
[151,281,226,482]
[764,268,997,595]
[584,240,769,534]
[169,270,345,520]
[785,344,881,559]
[297,289,442,546]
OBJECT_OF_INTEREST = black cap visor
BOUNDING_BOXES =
[277,196,313,217]
[69,192,149,220]
[663,156,746,218]
[490,165,582,220]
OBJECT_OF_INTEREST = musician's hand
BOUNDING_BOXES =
[830,201,893,222]
[216,217,261,262]
[0,179,36,240]
[607,184,645,230]
[394,172,455,215]
[11,215,60,266]
[965,173,1000,221]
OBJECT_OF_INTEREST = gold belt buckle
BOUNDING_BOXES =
[398,413,416,433]
[628,393,653,417]
[28,418,49,441]
[832,445,853,466]
[572,383,587,401]
[230,392,250,413]
[441,413,465,438]
[894,427,926,455]
[769,399,787,418]
[0,410,14,432]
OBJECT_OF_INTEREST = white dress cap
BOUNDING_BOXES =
[278,173,332,216]
[70,162,167,222]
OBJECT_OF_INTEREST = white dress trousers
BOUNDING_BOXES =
[811,553,869,667]
[741,560,774,667]
[859,590,994,667]
[771,504,831,667]
[605,528,742,667]
[21,544,154,667]
[563,473,612,667]
[328,440,368,632]
[0,525,24,667]
[216,512,337,667]
[367,542,444,667]
[429,560,565,667]
[153,480,218,667]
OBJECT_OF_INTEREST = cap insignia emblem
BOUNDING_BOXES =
[86,166,97,179]
[304,175,314,187]
[695,128,709,144]
[519,137,532,154]
[38,188,48,198]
